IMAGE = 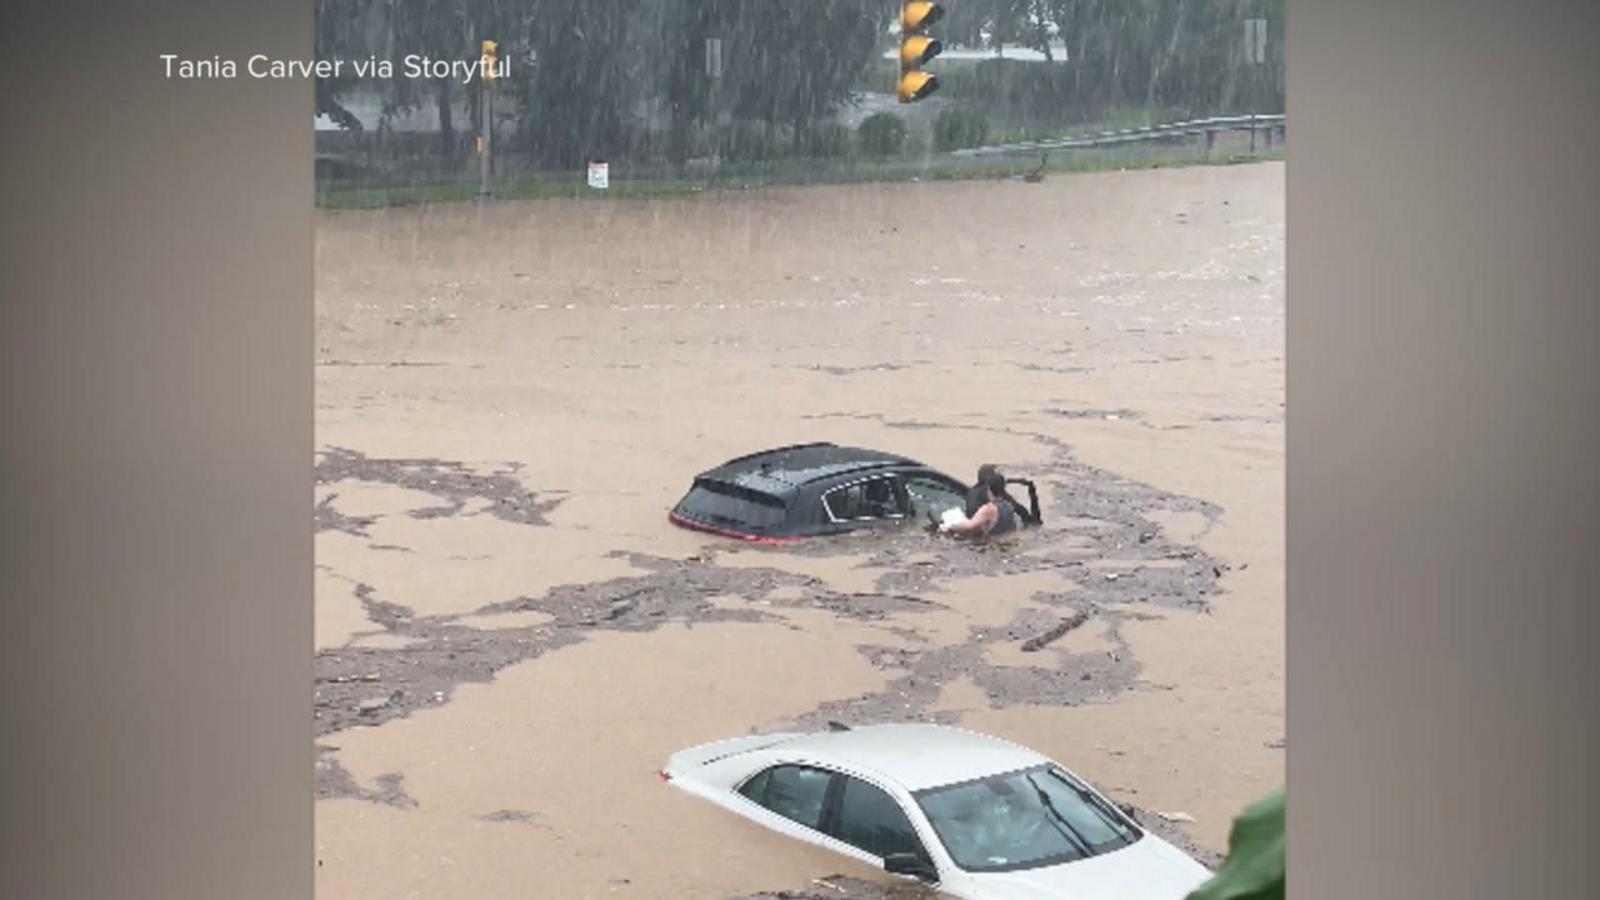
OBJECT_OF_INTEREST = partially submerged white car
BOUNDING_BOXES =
[662,723,1211,900]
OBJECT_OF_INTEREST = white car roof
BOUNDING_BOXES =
[775,723,1050,792]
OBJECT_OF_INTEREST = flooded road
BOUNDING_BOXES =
[314,162,1284,898]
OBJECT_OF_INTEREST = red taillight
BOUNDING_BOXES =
[666,511,805,545]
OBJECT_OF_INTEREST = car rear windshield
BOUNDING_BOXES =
[674,480,788,531]
[914,765,1141,873]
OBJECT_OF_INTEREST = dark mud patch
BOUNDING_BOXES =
[315,747,417,808]
[315,493,377,536]
[1204,412,1285,425]
[316,359,449,368]
[477,809,545,826]
[315,446,563,526]
[1043,406,1145,422]
[1013,362,1095,375]
[805,363,913,376]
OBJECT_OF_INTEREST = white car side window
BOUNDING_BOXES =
[740,765,832,831]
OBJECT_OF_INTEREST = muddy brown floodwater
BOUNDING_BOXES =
[314,162,1284,899]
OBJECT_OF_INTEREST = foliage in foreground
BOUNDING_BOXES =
[1185,788,1285,900]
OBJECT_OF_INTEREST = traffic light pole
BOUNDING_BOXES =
[478,85,492,199]
[477,39,498,202]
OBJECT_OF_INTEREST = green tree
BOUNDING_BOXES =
[383,0,475,159]
[713,1,892,148]
[516,0,649,166]
[313,0,372,131]
[1039,0,1285,114]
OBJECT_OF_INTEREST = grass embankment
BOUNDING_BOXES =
[315,143,1285,210]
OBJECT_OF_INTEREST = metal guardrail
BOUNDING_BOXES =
[950,113,1287,158]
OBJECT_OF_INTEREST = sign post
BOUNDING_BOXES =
[706,37,727,127]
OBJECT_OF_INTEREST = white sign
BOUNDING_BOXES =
[1244,19,1268,64]
[587,161,609,190]
[705,38,723,79]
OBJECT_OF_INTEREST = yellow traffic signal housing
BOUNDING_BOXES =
[898,3,943,103]
[898,71,938,104]
[902,1,944,32]
[900,34,940,67]
[481,39,498,81]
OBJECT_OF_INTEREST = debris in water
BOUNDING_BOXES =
[1021,611,1090,652]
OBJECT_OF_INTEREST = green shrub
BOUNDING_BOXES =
[934,106,990,151]
[856,112,908,157]
[797,122,853,159]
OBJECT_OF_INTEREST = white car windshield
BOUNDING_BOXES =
[914,765,1141,873]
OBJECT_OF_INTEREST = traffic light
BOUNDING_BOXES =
[481,39,498,81]
[898,2,944,103]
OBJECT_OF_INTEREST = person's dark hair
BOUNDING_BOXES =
[985,470,1006,494]
[976,463,998,485]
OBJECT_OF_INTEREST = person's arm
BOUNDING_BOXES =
[942,501,998,536]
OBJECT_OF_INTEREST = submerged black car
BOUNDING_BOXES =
[669,442,1040,542]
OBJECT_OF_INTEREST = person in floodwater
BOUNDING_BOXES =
[960,464,1041,534]
[943,470,1016,538]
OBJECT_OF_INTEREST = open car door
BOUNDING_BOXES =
[1004,477,1043,526]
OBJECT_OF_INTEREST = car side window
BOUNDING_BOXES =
[823,485,856,520]
[823,477,905,521]
[739,765,833,831]
[831,776,929,862]
[903,476,965,519]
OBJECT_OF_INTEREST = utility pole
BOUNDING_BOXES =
[1243,18,1269,152]
[706,36,724,124]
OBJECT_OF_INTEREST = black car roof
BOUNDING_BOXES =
[698,442,924,492]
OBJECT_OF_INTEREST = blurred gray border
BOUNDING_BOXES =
[1,2,311,899]
[2,2,1598,899]
[1288,1,1599,897]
